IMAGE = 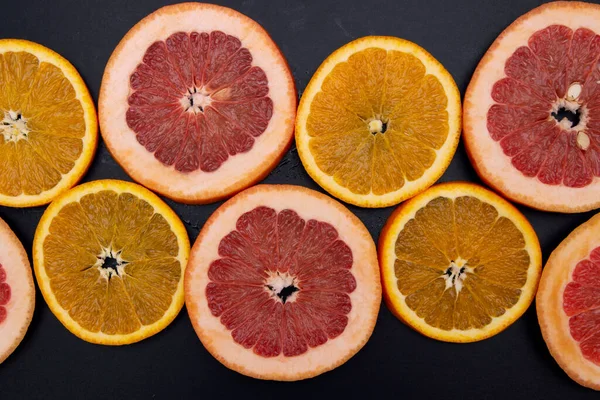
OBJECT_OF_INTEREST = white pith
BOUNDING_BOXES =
[99,4,295,203]
[464,3,600,212]
[1,110,29,142]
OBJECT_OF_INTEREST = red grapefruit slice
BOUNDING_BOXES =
[0,217,34,363]
[538,213,600,389]
[99,3,296,204]
[185,184,381,380]
[464,1,600,213]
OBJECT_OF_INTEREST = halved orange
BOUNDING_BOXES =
[0,217,35,364]
[0,39,97,207]
[99,3,296,204]
[185,184,381,380]
[538,213,600,390]
[296,36,461,208]
[33,179,189,345]
[379,182,541,342]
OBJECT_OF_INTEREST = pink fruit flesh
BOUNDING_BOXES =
[0,264,10,324]
[206,206,356,358]
[127,31,273,173]
[564,246,600,365]
[487,26,600,188]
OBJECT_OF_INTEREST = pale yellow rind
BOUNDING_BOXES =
[379,182,542,342]
[33,179,190,345]
[0,39,97,208]
[296,36,461,208]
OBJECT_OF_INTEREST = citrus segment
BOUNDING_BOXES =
[0,39,97,207]
[33,180,189,345]
[538,213,600,389]
[464,2,600,212]
[379,182,541,342]
[100,3,296,204]
[0,217,35,364]
[296,36,461,207]
[185,184,381,380]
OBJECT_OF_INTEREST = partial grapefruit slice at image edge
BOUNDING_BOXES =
[185,184,381,380]
[0,39,97,208]
[538,213,600,390]
[0,217,35,363]
[379,182,542,342]
[33,179,190,345]
[296,36,461,208]
[99,3,297,204]
[464,1,600,213]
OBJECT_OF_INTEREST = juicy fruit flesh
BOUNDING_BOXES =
[127,31,273,174]
[394,196,529,330]
[0,51,85,197]
[206,206,356,357]
[487,25,600,188]
[563,246,600,366]
[307,47,449,195]
[0,264,10,324]
[42,190,181,335]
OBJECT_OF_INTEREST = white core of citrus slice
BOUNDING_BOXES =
[99,3,296,204]
[185,184,381,381]
[0,217,35,363]
[464,1,600,212]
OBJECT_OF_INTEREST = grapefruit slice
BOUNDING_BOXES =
[0,39,97,207]
[185,184,381,380]
[538,213,600,390]
[296,36,461,208]
[99,3,296,204]
[0,217,35,363]
[465,1,600,213]
[33,180,190,345]
[379,182,542,342]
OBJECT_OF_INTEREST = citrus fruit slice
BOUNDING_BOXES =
[185,184,381,380]
[464,1,600,213]
[99,3,296,204]
[296,36,461,208]
[0,217,34,363]
[379,182,541,342]
[0,39,97,207]
[538,213,600,390]
[33,179,190,345]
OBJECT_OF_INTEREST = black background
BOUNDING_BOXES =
[0,0,598,398]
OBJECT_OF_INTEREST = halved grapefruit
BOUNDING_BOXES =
[99,3,296,204]
[0,217,35,363]
[464,1,600,213]
[185,184,381,380]
[538,213,600,390]
[379,182,541,342]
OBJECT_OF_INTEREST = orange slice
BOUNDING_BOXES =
[0,217,34,363]
[0,39,97,207]
[185,184,381,380]
[538,213,600,390]
[99,3,296,204]
[379,182,541,342]
[33,180,190,345]
[296,36,461,208]
[464,1,600,212]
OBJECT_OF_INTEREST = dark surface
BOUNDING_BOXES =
[0,0,598,398]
